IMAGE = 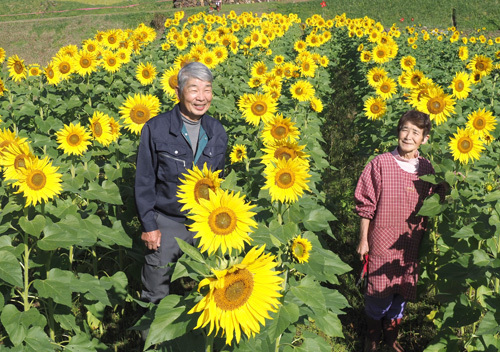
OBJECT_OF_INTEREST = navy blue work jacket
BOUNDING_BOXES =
[135,104,228,232]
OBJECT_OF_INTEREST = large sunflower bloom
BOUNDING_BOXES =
[43,62,61,86]
[290,80,315,102]
[261,140,309,166]
[199,51,218,69]
[89,111,113,146]
[417,86,455,125]
[238,93,277,126]
[372,44,390,64]
[7,55,27,82]
[55,122,92,156]
[14,156,63,207]
[75,50,98,76]
[230,144,248,164]
[366,67,387,88]
[262,157,311,203]
[119,93,161,135]
[260,113,300,144]
[467,55,493,77]
[465,108,497,139]
[376,77,397,100]
[53,54,75,81]
[102,50,121,73]
[0,142,34,182]
[188,189,257,255]
[449,71,471,100]
[364,96,387,120]
[177,163,223,212]
[449,127,485,164]
[160,67,180,97]
[188,245,283,345]
[290,235,312,263]
[136,62,157,85]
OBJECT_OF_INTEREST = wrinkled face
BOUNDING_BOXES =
[176,78,213,121]
[397,121,429,158]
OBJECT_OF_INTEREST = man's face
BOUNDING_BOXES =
[175,78,213,121]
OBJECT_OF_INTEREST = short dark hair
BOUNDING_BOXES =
[397,110,431,136]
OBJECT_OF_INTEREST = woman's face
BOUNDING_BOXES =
[397,121,429,158]
[176,78,213,121]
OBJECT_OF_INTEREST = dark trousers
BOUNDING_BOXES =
[141,212,195,304]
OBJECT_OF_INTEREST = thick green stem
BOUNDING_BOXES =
[92,245,98,278]
[22,232,31,311]
[205,331,214,352]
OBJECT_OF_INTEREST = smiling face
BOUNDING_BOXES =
[176,78,213,121]
[397,121,429,159]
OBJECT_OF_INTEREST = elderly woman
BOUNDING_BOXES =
[354,110,444,352]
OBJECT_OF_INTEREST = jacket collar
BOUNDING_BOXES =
[170,104,213,138]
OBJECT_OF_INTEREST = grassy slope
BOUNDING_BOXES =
[1,0,499,64]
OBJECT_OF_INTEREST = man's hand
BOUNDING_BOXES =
[141,230,162,251]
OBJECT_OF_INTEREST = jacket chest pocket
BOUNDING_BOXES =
[200,146,225,167]
[156,142,188,183]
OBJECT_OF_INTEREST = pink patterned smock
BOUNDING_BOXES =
[354,152,439,300]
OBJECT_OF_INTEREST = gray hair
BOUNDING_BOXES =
[177,62,213,92]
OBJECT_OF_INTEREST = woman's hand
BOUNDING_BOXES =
[141,230,162,251]
[357,217,371,260]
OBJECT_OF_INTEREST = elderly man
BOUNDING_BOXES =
[135,62,228,306]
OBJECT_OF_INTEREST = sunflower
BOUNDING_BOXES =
[458,46,469,61]
[188,189,257,255]
[213,46,228,63]
[28,64,42,77]
[199,51,218,69]
[56,122,93,156]
[261,139,309,166]
[293,40,307,52]
[310,96,324,113]
[465,108,497,139]
[1,142,35,182]
[116,48,132,64]
[43,62,61,86]
[160,67,180,97]
[418,86,455,125]
[103,29,122,50]
[263,157,311,203]
[119,93,161,135]
[407,70,426,89]
[0,47,5,64]
[101,50,121,73]
[400,55,416,71]
[89,111,113,146]
[82,39,100,54]
[108,116,122,143]
[290,80,315,102]
[251,61,267,77]
[0,128,27,157]
[376,77,397,100]
[449,71,471,100]
[372,44,390,64]
[449,127,485,164]
[260,114,300,144]
[177,163,223,212]
[75,50,98,76]
[467,55,493,77]
[7,55,27,82]
[366,67,387,88]
[0,78,7,96]
[135,62,157,86]
[364,96,387,120]
[53,54,75,80]
[360,50,372,63]
[406,82,434,108]
[238,93,277,126]
[299,56,317,78]
[230,144,248,164]
[188,245,283,345]
[290,235,312,263]
[14,156,63,207]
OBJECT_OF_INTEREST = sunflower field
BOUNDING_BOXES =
[0,6,500,352]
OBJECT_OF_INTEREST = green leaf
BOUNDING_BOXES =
[1,304,27,346]
[33,276,73,307]
[485,190,500,203]
[175,238,205,264]
[19,215,46,238]
[266,300,300,340]
[146,295,191,348]
[314,310,344,338]
[0,250,23,287]
[104,163,123,182]
[302,207,337,232]
[64,333,109,352]
[23,326,56,352]
[294,331,332,352]
[81,180,123,205]
[451,225,476,239]
[77,274,112,306]
[96,220,132,248]
[417,193,447,217]
[290,276,325,312]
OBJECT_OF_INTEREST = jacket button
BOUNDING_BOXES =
[175,150,178,154]
[209,152,212,156]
